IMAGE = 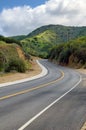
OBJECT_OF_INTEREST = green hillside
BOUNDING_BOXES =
[21,30,58,58]
[27,25,86,42]
[11,35,27,41]
[0,35,21,46]
[11,24,86,43]
[49,36,86,68]
[1,24,86,72]
[13,24,86,58]
[9,24,86,58]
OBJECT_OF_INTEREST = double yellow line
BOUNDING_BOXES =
[0,70,64,101]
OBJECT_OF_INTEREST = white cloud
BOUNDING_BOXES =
[0,0,86,36]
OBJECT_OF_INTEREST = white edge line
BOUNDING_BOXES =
[18,74,82,130]
[0,60,48,88]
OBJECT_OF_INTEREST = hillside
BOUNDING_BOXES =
[0,41,30,73]
[48,36,86,68]
[11,35,27,41]
[0,35,21,46]
[27,25,86,43]
[10,25,86,44]
[7,24,86,59]
[21,30,58,58]
[11,24,86,58]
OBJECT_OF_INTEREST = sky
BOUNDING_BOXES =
[0,0,86,36]
[0,0,47,11]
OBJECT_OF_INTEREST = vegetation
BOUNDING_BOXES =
[21,30,58,58]
[27,25,86,43]
[0,41,29,73]
[10,35,27,41]
[0,35,21,46]
[0,24,86,71]
[48,36,86,68]
[10,24,86,58]
[5,58,26,73]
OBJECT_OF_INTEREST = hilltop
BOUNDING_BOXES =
[11,24,86,58]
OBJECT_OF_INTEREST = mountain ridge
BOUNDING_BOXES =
[11,24,86,42]
[19,24,86,58]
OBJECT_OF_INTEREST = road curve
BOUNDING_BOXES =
[0,60,86,130]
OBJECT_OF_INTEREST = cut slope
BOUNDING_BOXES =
[0,41,28,72]
[49,36,86,68]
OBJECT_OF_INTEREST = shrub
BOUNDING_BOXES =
[0,52,6,71]
[59,48,71,64]
[5,58,26,73]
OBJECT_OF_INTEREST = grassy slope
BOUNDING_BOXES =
[10,35,27,41]
[21,30,58,58]
[9,25,86,58]
[27,25,86,43]
[8,24,86,59]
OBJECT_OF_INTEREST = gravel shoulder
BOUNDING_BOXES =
[77,69,86,75]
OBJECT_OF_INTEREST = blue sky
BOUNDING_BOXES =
[0,0,47,11]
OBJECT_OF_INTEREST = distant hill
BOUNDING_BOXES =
[0,35,21,46]
[11,35,27,41]
[48,36,86,68]
[27,25,86,43]
[10,24,86,58]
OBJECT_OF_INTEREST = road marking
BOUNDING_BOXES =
[0,70,64,101]
[18,74,82,130]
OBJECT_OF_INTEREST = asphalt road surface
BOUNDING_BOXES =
[0,60,86,130]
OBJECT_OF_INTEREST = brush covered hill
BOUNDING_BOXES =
[12,24,86,58]
[0,35,21,46]
[21,30,58,58]
[0,37,30,73]
[48,36,86,68]
[11,35,27,41]
[27,25,86,43]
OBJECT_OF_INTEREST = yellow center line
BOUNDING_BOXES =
[0,70,64,101]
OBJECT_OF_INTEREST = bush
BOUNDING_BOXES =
[0,52,6,71]
[74,48,86,64]
[59,48,71,64]
[5,58,26,73]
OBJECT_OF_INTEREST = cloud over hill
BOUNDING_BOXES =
[0,0,86,36]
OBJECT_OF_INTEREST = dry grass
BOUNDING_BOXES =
[76,68,86,75]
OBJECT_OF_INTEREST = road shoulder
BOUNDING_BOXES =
[0,59,48,87]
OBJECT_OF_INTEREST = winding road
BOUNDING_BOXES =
[0,60,86,130]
